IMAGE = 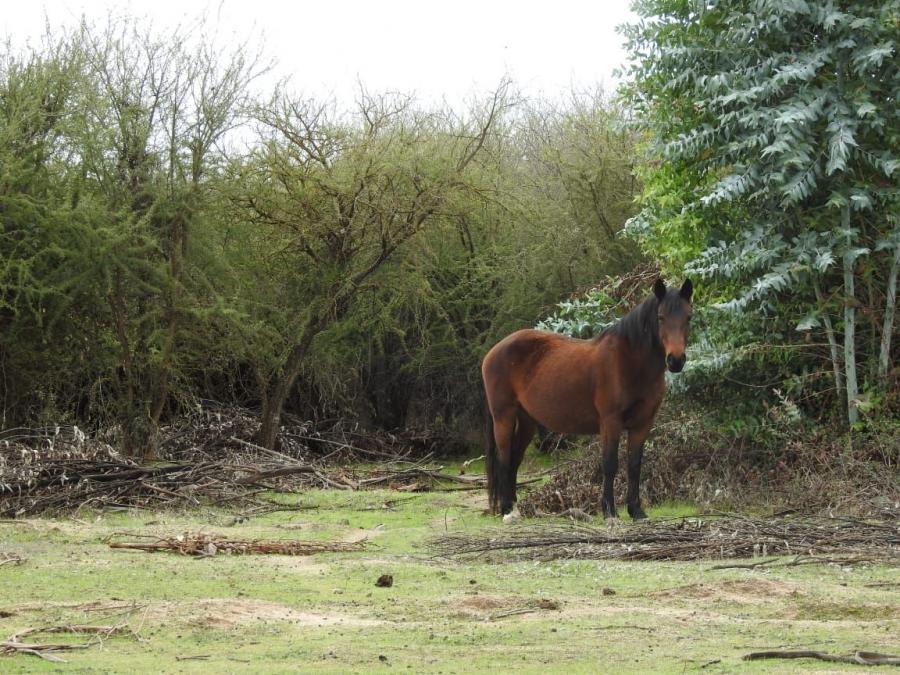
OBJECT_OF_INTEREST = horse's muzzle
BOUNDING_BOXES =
[666,353,686,373]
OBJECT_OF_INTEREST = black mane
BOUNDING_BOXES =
[602,294,661,350]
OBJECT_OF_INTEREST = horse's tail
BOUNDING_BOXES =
[483,397,500,514]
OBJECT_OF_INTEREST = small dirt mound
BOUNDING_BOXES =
[457,595,508,611]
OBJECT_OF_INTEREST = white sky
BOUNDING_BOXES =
[3,0,635,107]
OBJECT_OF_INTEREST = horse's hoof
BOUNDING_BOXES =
[602,511,620,521]
[502,506,522,523]
[630,509,648,521]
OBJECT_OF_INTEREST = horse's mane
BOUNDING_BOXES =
[600,293,662,350]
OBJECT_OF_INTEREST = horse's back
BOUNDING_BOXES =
[482,329,584,383]
[482,329,603,434]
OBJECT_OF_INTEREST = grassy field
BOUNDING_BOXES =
[1,466,898,674]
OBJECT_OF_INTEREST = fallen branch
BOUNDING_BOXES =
[10,624,132,641]
[1,624,131,663]
[0,639,87,662]
[0,553,25,567]
[489,608,536,620]
[743,650,900,666]
[708,554,878,570]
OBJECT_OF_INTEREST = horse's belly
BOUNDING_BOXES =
[519,374,599,435]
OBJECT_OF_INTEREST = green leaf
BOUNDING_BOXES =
[856,102,876,118]
[796,310,820,331]
[814,250,835,272]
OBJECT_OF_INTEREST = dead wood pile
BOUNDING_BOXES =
[107,532,365,556]
[519,445,900,520]
[430,513,900,563]
[0,410,483,517]
[158,404,468,462]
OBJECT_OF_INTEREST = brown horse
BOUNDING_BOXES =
[482,278,693,520]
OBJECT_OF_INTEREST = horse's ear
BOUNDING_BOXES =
[680,278,693,301]
[653,278,667,302]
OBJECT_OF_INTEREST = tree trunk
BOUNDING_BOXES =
[108,270,140,457]
[842,205,859,426]
[813,278,844,403]
[878,238,900,380]
[146,207,190,460]
[255,324,319,449]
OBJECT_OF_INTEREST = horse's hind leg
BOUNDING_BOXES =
[489,405,519,516]
[507,410,536,511]
[592,416,622,519]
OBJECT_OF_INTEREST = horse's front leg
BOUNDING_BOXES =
[592,418,622,519]
[625,424,652,521]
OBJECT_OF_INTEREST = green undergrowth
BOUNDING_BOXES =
[0,485,897,674]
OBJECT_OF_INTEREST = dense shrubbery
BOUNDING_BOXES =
[0,17,640,454]
[2,3,897,481]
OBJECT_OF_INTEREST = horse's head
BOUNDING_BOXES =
[653,278,693,373]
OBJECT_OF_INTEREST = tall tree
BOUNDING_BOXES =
[67,17,263,456]
[230,87,508,449]
[623,0,900,425]
[0,18,264,454]
[0,41,81,424]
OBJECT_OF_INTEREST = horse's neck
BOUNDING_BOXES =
[622,336,666,381]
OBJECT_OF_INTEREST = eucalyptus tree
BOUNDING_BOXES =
[623,0,900,425]
[230,87,509,449]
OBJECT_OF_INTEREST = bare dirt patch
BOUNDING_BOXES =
[449,593,521,619]
[149,599,383,629]
[462,491,490,513]
[4,598,383,630]
[457,595,510,611]
[449,594,563,620]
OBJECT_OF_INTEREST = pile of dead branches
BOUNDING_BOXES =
[520,431,900,520]
[158,403,467,464]
[0,434,292,516]
[571,262,662,309]
[107,532,365,557]
[0,422,486,516]
[430,513,900,563]
[0,455,239,517]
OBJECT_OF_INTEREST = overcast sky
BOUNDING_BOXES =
[4,0,636,107]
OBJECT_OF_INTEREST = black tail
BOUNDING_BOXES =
[484,399,500,514]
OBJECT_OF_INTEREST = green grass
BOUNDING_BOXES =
[0,487,897,673]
